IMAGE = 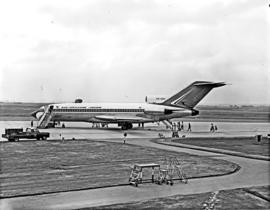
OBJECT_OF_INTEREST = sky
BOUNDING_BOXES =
[0,0,269,104]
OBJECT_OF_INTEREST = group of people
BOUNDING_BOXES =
[92,123,108,128]
[172,121,192,132]
[210,123,218,132]
[138,123,144,127]
[172,121,219,133]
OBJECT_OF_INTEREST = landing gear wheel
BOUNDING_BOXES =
[121,123,133,130]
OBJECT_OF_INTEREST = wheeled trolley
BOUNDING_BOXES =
[156,169,174,185]
[129,163,160,187]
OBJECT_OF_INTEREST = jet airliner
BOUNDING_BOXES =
[31,81,225,129]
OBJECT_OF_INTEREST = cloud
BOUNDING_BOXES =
[40,0,264,28]
[0,0,269,104]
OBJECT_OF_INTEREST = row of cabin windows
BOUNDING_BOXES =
[53,109,144,113]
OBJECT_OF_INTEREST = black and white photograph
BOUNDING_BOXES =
[0,0,269,209]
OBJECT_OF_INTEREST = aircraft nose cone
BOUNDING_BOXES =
[30,111,37,118]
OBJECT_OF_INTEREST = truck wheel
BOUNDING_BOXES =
[43,137,47,140]
[9,138,15,142]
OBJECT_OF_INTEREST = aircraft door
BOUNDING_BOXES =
[49,105,54,113]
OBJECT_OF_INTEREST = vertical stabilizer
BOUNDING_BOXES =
[161,81,225,108]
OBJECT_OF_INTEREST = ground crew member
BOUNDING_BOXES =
[123,132,127,144]
[187,123,191,132]
[177,121,181,131]
[181,121,184,130]
[210,123,214,132]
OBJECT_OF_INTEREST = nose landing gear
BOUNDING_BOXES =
[120,122,133,130]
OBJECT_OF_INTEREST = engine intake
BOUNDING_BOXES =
[191,109,199,116]
[145,95,167,104]
[164,109,173,115]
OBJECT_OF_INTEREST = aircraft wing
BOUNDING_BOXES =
[94,115,150,122]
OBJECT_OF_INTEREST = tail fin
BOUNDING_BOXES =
[161,81,225,108]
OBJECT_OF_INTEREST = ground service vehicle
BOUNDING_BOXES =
[2,128,50,141]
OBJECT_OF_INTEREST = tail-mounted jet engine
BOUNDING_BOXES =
[145,95,167,104]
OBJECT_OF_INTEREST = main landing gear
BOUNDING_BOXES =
[120,123,133,130]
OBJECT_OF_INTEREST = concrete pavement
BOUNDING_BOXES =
[0,121,269,209]
[1,121,270,141]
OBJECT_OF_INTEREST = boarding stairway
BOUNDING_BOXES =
[161,119,173,130]
[37,106,52,128]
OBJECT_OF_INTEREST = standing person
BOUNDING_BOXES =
[177,121,181,131]
[187,123,191,132]
[181,121,184,130]
[214,125,218,132]
[31,121,33,127]
[123,132,127,144]
[173,122,176,131]
[210,123,214,132]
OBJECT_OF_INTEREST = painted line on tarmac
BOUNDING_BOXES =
[242,188,270,202]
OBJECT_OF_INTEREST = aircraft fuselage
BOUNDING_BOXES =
[35,102,194,124]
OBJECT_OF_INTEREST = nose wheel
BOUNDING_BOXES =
[121,123,133,130]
